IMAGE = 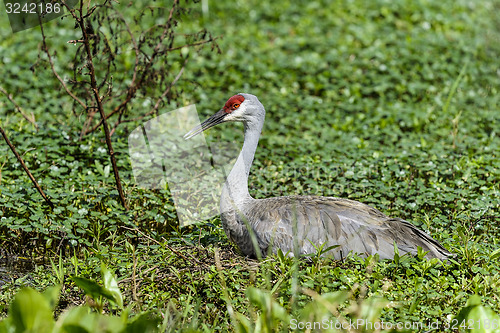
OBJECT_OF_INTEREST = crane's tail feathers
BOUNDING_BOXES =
[396,218,455,260]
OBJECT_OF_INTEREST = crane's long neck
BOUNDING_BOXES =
[220,118,264,214]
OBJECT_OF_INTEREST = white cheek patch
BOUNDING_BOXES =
[225,107,245,121]
[224,113,237,121]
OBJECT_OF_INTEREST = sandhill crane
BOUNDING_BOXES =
[184,93,453,260]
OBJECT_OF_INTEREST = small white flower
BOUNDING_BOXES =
[78,208,88,215]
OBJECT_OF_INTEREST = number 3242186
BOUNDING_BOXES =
[5,2,61,14]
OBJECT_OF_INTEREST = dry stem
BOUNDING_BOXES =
[0,126,54,209]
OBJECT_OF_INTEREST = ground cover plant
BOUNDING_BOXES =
[0,0,499,331]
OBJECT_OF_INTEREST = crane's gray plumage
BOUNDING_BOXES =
[185,93,453,260]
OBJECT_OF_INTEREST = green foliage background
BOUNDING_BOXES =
[0,0,499,331]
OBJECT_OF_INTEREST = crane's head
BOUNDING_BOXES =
[184,93,264,140]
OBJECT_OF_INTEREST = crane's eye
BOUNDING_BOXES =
[233,103,240,109]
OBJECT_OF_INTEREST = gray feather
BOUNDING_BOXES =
[221,196,453,260]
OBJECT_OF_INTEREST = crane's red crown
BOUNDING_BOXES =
[223,95,245,113]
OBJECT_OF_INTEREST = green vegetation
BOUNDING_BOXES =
[1,0,499,331]
[0,266,162,332]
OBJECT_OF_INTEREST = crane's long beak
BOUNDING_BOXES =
[184,109,227,140]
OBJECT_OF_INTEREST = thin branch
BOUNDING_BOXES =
[109,55,189,132]
[116,11,140,86]
[82,33,218,135]
[82,0,181,135]
[151,55,188,114]
[164,38,219,53]
[76,1,128,210]
[118,264,160,285]
[0,86,38,129]
[79,107,98,140]
[39,14,87,110]
[0,126,54,209]
[61,0,218,139]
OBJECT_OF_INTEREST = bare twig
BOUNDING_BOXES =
[39,16,87,110]
[84,33,218,135]
[0,126,54,209]
[54,0,219,148]
[116,11,140,86]
[151,56,188,114]
[74,2,128,210]
[164,38,220,53]
[82,0,182,135]
[0,159,6,184]
[79,107,98,140]
[109,55,189,132]
[0,87,38,129]
[118,264,160,285]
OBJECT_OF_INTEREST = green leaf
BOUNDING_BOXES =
[393,241,400,265]
[233,312,252,333]
[103,165,110,178]
[95,160,104,176]
[56,306,94,333]
[71,277,116,303]
[56,306,126,333]
[246,287,290,323]
[319,291,349,305]
[43,285,61,311]
[101,264,123,309]
[0,320,10,333]
[123,311,161,333]
[455,295,500,333]
[489,248,500,262]
[358,297,389,325]
[467,306,500,333]
[8,288,55,333]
